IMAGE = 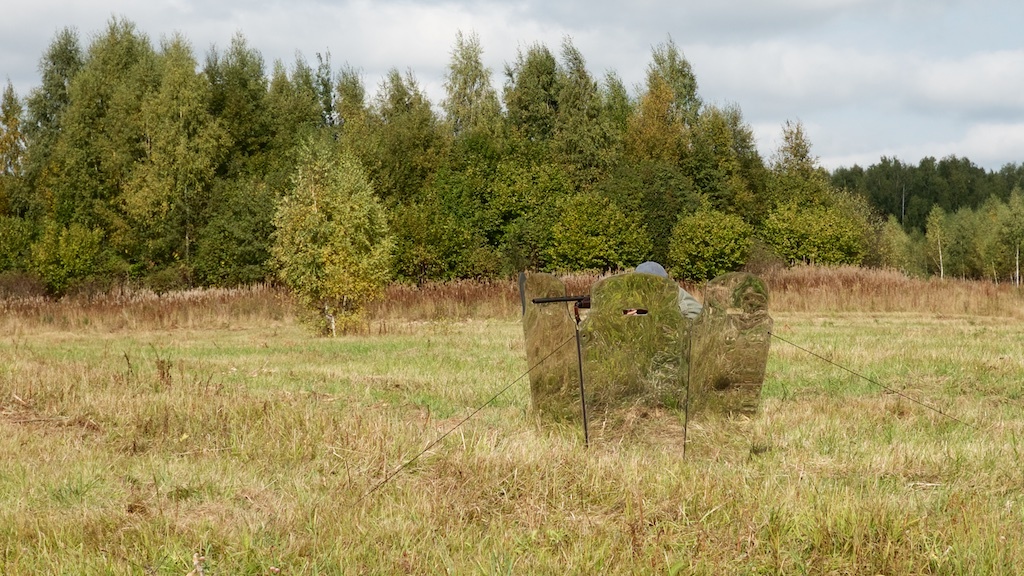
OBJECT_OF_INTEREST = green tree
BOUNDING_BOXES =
[125,35,228,279]
[49,18,158,264]
[1000,187,1024,284]
[646,37,701,127]
[551,38,611,188]
[0,216,33,272]
[766,120,829,207]
[595,161,696,264]
[366,68,444,205]
[442,31,501,138]
[30,219,106,294]
[667,207,752,281]
[487,159,573,271]
[877,215,914,273]
[272,138,393,335]
[600,72,632,147]
[971,196,1009,281]
[205,33,271,179]
[623,76,686,166]
[686,105,756,219]
[21,28,83,220]
[762,121,874,265]
[545,191,651,272]
[390,196,494,283]
[334,65,378,179]
[391,144,500,282]
[0,80,26,217]
[264,56,323,194]
[503,43,559,144]
[762,202,866,266]
[193,178,275,286]
[336,64,369,129]
[314,51,338,127]
[942,207,977,279]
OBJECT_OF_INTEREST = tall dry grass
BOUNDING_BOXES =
[0,283,295,335]
[762,265,1024,317]
[5,266,1016,333]
[371,266,1024,321]
[2,266,1024,573]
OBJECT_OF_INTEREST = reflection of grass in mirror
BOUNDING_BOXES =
[582,273,687,431]
[521,272,580,420]
[690,272,772,414]
[4,282,1024,574]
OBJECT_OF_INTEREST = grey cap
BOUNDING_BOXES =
[635,261,669,278]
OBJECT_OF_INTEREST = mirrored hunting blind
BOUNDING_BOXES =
[520,272,582,420]
[689,272,773,414]
[521,267,772,443]
[581,272,687,420]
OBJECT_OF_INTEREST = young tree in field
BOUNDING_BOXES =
[272,138,393,336]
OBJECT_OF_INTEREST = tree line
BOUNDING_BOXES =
[1,18,1022,298]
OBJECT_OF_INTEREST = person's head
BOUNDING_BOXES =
[635,261,669,278]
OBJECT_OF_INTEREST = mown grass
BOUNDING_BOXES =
[2,269,1023,574]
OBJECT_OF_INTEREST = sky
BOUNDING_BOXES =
[3,0,1024,171]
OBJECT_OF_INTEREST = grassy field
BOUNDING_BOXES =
[1,268,1023,574]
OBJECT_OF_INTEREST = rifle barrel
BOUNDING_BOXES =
[531,295,591,308]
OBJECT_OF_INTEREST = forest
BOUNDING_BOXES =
[2,17,1024,296]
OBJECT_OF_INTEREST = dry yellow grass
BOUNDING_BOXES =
[1,267,1023,573]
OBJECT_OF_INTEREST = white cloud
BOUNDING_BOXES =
[912,50,1024,117]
